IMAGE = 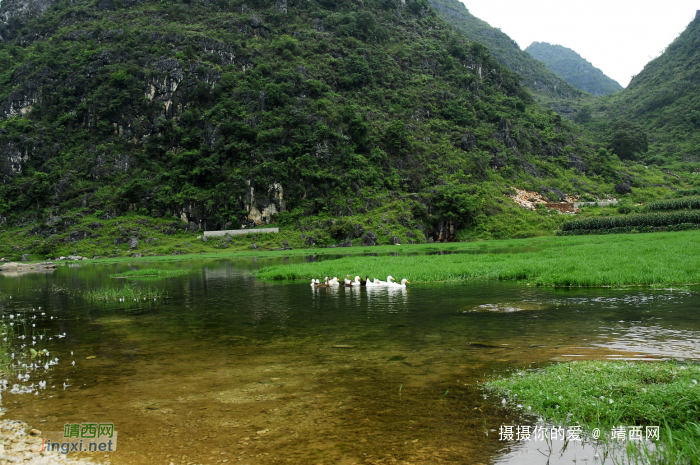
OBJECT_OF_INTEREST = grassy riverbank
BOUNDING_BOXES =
[255,230,700,287]
[487,361,700,464]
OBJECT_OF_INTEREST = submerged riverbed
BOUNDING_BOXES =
[1,255,699,464]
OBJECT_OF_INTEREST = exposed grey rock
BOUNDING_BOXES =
[540,185,567,202]
[391,236,401,245]
[568,154,586,173]
[201,236,208,243]
[251,242,258,249]
[615,183,632,195]
[128,237,139,249]
[304,235,317,246]
[361,231,377,246]
[96,0,114,11]
[339,240,353,247]
[461,133,477,151]
[46,216,62,226]
[188,221,198,232]
[20,254,30,261]
[353,223,364,238]
[490,156,506,169]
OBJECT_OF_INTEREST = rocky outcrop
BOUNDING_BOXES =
[246,181,286,226]
[0,140,29,178]
[615,183,632,195]
[0,261,57,272]
[361,231,377,246]
[0,0,55,42]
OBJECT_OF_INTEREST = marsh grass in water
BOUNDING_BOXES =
[110,268,188,279]
[487,361,700,464]
[255,230,700,287]
[83,284,166,302]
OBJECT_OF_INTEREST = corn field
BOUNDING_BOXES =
[645,197,700,211]
[561,211,700,231]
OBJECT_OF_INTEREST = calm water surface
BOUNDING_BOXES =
[0,255,698,465]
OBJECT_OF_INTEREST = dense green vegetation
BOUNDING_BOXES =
[488,361,700,464]
[525,42,623,96]
[671,187,700,198]
[0,0,623,239]
[255,230,700,287]
[582,13,700,168]
[0,0,693,252]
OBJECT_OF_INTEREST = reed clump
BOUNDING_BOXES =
[83,284,166,301]
[110,268,188,279]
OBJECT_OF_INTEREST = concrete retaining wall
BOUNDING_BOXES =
[574,201,618,209]
[203,228,279,237]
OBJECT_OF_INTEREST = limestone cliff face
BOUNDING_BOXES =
[0,0,55,41]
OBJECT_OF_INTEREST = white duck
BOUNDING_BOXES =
[373,278,385,285]
[351,276,361,286]
[330,277,340,286]
[389,278,410,287]
[310,279,317,287]
[344,275,353,286]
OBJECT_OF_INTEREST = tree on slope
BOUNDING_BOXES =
[610,120,648,160]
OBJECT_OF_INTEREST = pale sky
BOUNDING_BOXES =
[461,0,699,87]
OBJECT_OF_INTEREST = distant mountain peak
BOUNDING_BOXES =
[525,42,622,96]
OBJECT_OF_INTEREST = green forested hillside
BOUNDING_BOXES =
[583,13,700,167]
[525,42,622,96]
[0,0,672,259]
[427,0,592,115]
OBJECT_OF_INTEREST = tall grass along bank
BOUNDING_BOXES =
[487,361,700,465]
[255,230,700,287]
[83,284,166,302]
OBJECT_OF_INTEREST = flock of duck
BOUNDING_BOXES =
[311,275,410,288]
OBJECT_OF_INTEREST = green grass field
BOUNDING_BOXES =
[487,361,700,464]
[255,230,700,287]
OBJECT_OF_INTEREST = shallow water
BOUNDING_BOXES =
[0,256,699,464]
